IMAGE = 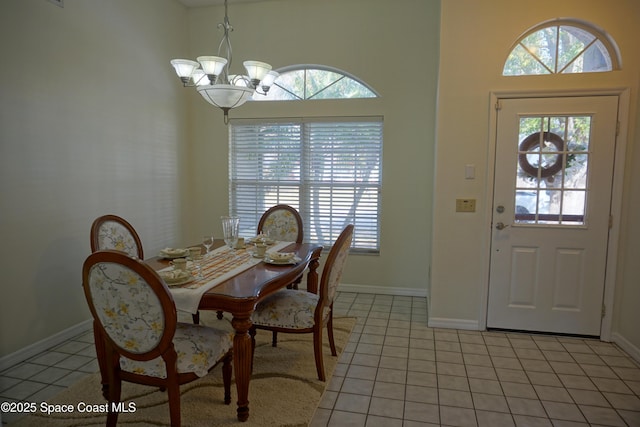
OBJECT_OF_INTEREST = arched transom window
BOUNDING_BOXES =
[253,65,378,101]
[503,18,621,76]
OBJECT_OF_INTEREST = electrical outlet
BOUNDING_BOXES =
[456,198,476,213]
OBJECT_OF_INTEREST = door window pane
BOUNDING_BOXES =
[514,115,592,225]
[565,154,588,189]
[563,191,587,216]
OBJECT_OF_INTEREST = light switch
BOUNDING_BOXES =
[465,164,475,180]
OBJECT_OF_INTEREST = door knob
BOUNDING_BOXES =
[495,222,509,230]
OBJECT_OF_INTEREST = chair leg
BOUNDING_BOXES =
[167,382,181,427]
[93,322,110,400]
[105,363,121,427]
[313,327,326,381]
[106,387,120,427]
[327,309,337,356]
[192,311,200,325]
[295,272,303,290]
[249,327,257,374]
[163,349,181,427]
[222,352,232,404]
[289,273,302,290]
[271,331,278,347]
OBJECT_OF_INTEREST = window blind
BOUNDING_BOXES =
[230,117,382,252]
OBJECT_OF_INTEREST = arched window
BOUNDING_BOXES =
[503,18,621,76]
[253,65,378,101]
[231,65,382,252]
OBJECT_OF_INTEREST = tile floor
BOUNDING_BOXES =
[1,292,639,426]
[311,293,640,427]
[0,331,99,425]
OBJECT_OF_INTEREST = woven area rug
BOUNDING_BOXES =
[14,315,356,427]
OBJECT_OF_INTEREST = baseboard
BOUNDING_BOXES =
[0,319,93,372]
[611,332,640,364]
[338,283,428,298]
[428,317,481,331]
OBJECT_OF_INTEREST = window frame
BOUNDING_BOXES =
[252,64,380,101]
[229,116,383,254]
[502,18,621,76]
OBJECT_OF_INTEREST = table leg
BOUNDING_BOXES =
[231,314,252,422]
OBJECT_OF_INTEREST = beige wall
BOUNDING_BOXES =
[183,0,440,292]
[0,0,189,357]
[433,0,640,352]
[613,79,640,351]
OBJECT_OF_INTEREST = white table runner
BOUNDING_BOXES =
[164,241,294,314]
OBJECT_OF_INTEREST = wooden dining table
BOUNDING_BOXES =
[147,240,323,422]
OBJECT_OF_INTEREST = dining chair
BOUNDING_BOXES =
[257,204,304,294]
[250,224,354,381]
[90,214,144,259]
[257,204,304,244]
[82,250,233,427]
[90,215,149,390]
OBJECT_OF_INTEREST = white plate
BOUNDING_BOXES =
[263,256,301,265]
[248,237,276,245]
[158,249,189,259]
[159,269,191,282]
[160,272,194,287]
[266,251,296,262]
[166,276,194,287]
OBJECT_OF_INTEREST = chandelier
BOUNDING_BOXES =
[170,0,279,124]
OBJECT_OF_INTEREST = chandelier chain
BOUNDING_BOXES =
[217,0,233,84]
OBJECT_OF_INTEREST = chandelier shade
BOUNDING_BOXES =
[243,60,272,85]
[261,71,279,87]
[191,69,210,86]
[197,84,254,109]
[197,56,228,83]
[170,0,278,124]
[170,59,199,84]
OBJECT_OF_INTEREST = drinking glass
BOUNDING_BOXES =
[221,215,240,249]
[193,254,204,279]
[202,234,214,254]
[257,228,271,244]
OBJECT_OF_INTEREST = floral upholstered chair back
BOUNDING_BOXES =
[321,224,354,307]
[91,215,144,258]
[83,251,174,364]
[257,205,304,243]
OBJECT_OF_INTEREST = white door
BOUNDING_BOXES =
[487,96,618,336]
